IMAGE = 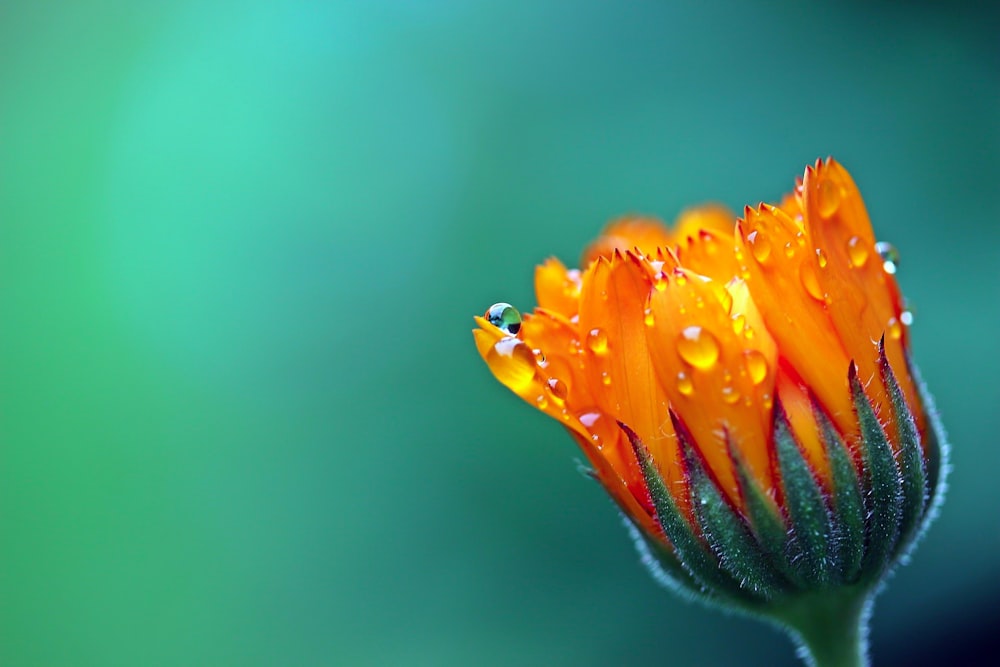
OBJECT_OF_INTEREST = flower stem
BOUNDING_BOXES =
[774,590,871,667]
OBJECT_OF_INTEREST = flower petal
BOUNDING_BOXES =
[580,216,673,266]
[534,257,581,319]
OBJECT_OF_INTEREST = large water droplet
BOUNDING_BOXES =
[846,236,869,268]
[587,328,609,355]
[875,241,899,275]
[744,350,768,385]
[677,326,720,370]
[486,302,522,334]
[817,179,842,218]
[486,337,536,393]
[677,371,693,396]
[747,230,772,264]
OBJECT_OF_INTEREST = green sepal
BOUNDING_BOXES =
[619,421,757,604]
[849,362,903,582]
[812,398,865,584]
[623,517,716,606]
[878,338,927,555]
[726,435,797,584]
[670,411,788,600]
[773,400,836,587]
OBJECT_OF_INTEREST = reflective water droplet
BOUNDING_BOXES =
[815,248,828,268]
[674,271,688,286]
[875,241,899,275]
[900,310,914,327]
[731,314,746,336]
[536,395,548,409]
[654,271,668,292]
[818,178,842,218]
[677,326,720,370]
[784,242,795,258]
[587,328,609,356]
[601,371,612,386]
[486,337,536,393]
[644,308,655,327]
[762,393,773,410]
[887,316,902,340]
[547,378,568,400]
[486,302,522,335]
[677,372,694,396]
[743,325,755,340]
[795,231,807,248]
[747,230,772,264]
[799,262,825,302]
[721,385,740,404]
[744,350,768,385]
[847,236,869,268]
[533,349,546,365]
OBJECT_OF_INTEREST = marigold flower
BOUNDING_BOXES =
[473,159,947,667]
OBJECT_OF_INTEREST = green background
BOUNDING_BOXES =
[2,1,998,665]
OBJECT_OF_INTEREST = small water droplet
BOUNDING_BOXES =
[674,271,688,286]
[887,316,902,340]
[784,242,795,258]
[654,271,668,291]
[677,326,720,370]
[815,248,828,268]
[731,314,746,336]
[587,328,609,355]
[762,393,773,410]
[900,310,914,326]
[601,371,612,386]
[644,308,655,327]
[486,302,522,335]
[795,231,807,248]
[875,241,899,275]
[847,236,869,268]
[486,337,536,393]
[744,350,768,385]
[536,395,548,409]
[533,349,546,365]
[747,230,772,264]
[721,385,740,404]
[677,372,693,396]
[743,325,755,340]
[817,178,842,218]
[547,378,568,400]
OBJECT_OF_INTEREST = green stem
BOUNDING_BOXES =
[773,590,872,667]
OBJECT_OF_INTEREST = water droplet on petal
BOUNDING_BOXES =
[795,231,807,248]
[485,303,522,335]
[799,262,825,302]
[721,385,740,404]
[747,230,772,264]
[536,395,548,409]
[601,372,612,386]
[677,326,720,370]
[744,350,768,385]
[818,179,842,218]
[784,242,795,258]
[875,241,899,275]
[547,378,568,400]
[887,316,902,340]
[900,310,914,327]
[587,328,609,355]
[847,236,869,268]
[731,314,746,336]
[644,308,655,327]
[815,248,828,268]
[654,271,668,292]
[677,372,694,396]
[486,337,536,393]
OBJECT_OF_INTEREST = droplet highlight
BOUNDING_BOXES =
[747,230,772,264]
[875,241,899,275]
[677,372,694,396]
[744,350,769,385]
[587,328,609,355]
[846,236,869,268]
[817,178,842,218]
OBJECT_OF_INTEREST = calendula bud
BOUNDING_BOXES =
[472,159,947,667]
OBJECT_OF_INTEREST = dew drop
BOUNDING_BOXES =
[654,271,668,291]
[677,371,694,396]
[900,310,914,326]
[731,314,746,336]
[887,316,902,340]
[799,262,825,302]
[784,242,795,258]
[762,393,773,410]
[744,350,769,385]
[747,230,772,264]
[846,236,869,268]
[536,395,549,409]
[601,372,612,386]
[547,377,568,400]
[533,348,546,365]
[817,178,842,218]
[587,328,609,355]
[721,385,740,404]
[486,337,536,393]
[644,308,655,327]
[485,302,522,335]
[875,241,899,275]
[677,326,720,370]
[815,248,828,268]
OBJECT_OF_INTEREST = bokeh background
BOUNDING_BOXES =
[2,1,998,665]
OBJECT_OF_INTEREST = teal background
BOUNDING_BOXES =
[2,1,998,665]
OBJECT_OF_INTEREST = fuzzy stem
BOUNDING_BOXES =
[774,590,871,667]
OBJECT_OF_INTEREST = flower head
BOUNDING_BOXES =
[473,159,946,614]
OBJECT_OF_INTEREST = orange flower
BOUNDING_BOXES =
[473,159,945,611]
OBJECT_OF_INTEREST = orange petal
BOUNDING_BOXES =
[580,216,672,266]
[534,257,581,319]
[800,159,920,443]
[645,267,779,507]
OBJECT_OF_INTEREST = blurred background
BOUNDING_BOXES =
[2,1,998,665]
